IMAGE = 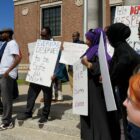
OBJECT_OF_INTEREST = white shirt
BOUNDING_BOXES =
[0,40,19,79]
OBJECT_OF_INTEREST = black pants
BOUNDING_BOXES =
[13,79,19,99]
[0,98,3,112]
[25,83,52,118]
[0,76,14,124]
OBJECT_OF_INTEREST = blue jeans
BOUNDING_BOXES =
[127,122,140,140]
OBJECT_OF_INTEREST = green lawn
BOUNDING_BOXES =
[17,79,29,85]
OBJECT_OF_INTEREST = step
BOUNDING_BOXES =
[13,97,80,121]
[15,118,80,137]
[0,126,80,140]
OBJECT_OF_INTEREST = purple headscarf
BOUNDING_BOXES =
[83,28,111,62]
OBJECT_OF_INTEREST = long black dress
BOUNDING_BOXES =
[80,56,111,140]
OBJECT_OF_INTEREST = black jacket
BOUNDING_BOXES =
[109,42,140,101]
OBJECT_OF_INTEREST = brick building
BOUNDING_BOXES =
[14,0,110,64]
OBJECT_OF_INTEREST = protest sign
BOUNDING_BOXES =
[26,39,61,87]
[73,60,88,116]
[114,5,140,53]
[28,42,36,63]
[60,42,88,65]
[98,33,117,111]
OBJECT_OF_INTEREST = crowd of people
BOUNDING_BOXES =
[0,22,140,140]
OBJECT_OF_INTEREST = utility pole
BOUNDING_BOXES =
[87,0,99,29]
[83,0,88,41]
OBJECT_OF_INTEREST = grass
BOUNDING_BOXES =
[17,79,29,85]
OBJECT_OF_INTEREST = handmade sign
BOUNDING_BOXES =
[73,60,88,115]
[26,39,61,87]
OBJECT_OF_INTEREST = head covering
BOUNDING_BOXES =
[83,28,111,62]
[106,23,131,47]
[129,73,140,108]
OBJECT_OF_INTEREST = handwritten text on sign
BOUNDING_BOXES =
[26,39,61,87]
[114,5,140,54]
[60,42,88,65]
[73,60,88,116]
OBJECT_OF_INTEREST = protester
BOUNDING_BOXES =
[80,28,112,140]
[68,31,84,89]
[52,52,69,101]
[106,23,140,140]
[17,27,53,123]
[0,33,3,115]
[0,28,20,130]
[123,73,140,140]
[39,27,68,102]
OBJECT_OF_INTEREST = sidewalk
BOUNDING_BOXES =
[0,82,125,140]
[0,83,80,140]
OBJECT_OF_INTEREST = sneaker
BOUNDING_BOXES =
[38,116,48,123]
[57,91,63,101]
[17,113,32,120]
[0,122,14,131]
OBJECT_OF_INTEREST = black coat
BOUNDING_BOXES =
[110,42,140,101]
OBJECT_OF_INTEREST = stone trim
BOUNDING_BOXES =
[40,1,62,8]
[110,0,124,6]
[14,0,39,6]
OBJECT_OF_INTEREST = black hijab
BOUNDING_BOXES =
[106,23,131,48]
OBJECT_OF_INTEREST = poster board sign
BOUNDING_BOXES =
[28,42,36,63]
[114,5,140,54]
[98,33,117,111]
[26,39,61,87]
[60,42,88,65]
[73,60,88,116]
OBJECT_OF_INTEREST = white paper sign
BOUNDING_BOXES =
[28,42,36,63]
[73,60,88,116]
[114,5,140,54]
[60,42,88,65]
[98,33,117,111]
[26,39,61,87]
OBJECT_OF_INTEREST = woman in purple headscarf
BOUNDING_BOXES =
[80,28,112,140]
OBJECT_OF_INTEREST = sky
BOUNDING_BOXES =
[0,0,14,30]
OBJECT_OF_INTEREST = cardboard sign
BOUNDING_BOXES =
[60,42,88,65]
[98,33,117,111]
[28,42,36,63]
[114,5,140,54]
[26,39,61,87]
[73,60,88,116]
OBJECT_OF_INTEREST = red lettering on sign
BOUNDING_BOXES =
[130,6,140,15]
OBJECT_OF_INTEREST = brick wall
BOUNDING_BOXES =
[14,0,83,64]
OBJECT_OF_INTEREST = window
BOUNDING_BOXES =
[111,6,116,23]
[42,6,61,36]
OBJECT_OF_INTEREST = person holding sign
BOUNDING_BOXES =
[123,73,140,140]
[17,27,53,123]
[80,28,112,140]
[68,31,84,89]
[106,23,140,140]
